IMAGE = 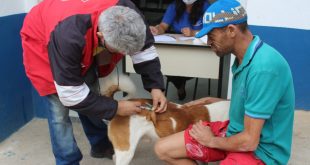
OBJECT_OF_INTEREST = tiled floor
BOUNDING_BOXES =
[0,110,309,165]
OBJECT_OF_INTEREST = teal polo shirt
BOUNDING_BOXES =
[226,36,295,165]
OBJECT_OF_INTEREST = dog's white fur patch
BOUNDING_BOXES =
[205,101,230,122]
[176,103,182,109]
[169,117,177,131]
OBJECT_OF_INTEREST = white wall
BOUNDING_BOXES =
[236,0,310,30]
[24,0,41,13]
[0,0,39,17]
[247,0,310,30]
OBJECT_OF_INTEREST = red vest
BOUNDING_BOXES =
[21,0,123,96]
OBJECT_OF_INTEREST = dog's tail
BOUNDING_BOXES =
[98,68,136,100]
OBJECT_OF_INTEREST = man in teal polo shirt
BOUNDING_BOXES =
[154,0,295,164]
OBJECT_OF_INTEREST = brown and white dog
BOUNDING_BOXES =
[99,69,230,165]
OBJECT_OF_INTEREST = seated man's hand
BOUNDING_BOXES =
[151,89,167,113]
[116,100,142,116]
[183,97,225,108]
[189,120,215,147]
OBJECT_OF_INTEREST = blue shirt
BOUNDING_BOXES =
[227,36,295,165]
[162,1,209,33]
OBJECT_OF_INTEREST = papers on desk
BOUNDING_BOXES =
[178,36,195,41]
[154,35,195,42]
[154,34,209,46]
[154,35,176,42]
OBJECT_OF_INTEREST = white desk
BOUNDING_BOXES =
[125,34,228,98]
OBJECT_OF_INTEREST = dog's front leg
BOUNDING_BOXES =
[114,149,136,165]
[110,115,152,165]
[114,130,145,165]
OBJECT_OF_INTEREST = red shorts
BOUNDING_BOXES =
[184,121,265,165]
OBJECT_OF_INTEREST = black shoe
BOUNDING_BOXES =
[90,144,114,159]
[177,85,186,100]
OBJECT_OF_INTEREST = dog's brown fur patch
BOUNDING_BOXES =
[154,102,210,137]
[108,115,130,151]
[109,99,211,151]
[131,99,210,138]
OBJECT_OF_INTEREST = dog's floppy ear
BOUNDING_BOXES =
[146,111,157,125]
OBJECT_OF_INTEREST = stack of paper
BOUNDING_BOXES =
[154,35,176,42]
[178,36,195,41]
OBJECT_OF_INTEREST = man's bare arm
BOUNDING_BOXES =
[190,115,264,152]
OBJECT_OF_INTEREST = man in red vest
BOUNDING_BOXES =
[21,0,167,164]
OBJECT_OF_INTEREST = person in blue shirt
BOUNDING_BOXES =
[150,0,209,36]
[150,0,210,100]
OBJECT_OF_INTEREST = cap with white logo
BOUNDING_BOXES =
[195,0,247,38]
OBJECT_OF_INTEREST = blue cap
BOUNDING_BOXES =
[195,0,247,38]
